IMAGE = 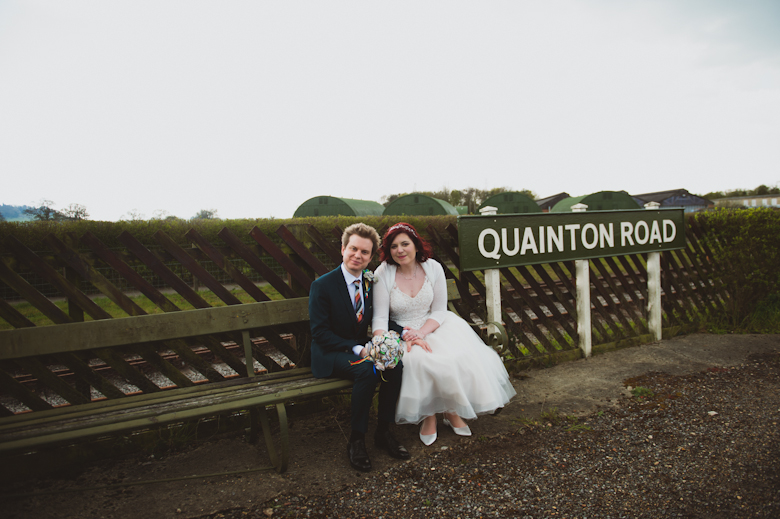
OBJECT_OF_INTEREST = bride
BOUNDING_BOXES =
[371,222,516,445]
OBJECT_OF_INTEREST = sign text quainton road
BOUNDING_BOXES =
[458,209,686,271]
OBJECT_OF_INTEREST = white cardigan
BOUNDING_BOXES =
[371,258,449,332]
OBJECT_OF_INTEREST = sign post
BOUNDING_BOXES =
[479,206,502,338]
[571,203,592,357]
[644,201,662,341]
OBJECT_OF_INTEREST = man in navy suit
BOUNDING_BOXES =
[309,223,410,471]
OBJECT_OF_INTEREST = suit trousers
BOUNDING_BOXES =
[331,352,403,434]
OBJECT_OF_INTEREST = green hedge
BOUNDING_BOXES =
[0,215,458,254]
[694,208,780,328]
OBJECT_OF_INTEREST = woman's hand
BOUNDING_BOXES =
[406,338,432,353]
[402,327,425,341]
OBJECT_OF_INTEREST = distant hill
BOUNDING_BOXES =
[0,204,34,222]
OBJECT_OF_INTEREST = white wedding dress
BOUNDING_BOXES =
[387,275,516,424]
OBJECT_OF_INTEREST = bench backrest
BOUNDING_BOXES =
[0,280,461,361]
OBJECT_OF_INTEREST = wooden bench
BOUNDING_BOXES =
[0,280,505,473]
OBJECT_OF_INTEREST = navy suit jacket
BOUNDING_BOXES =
[309,265,402,378]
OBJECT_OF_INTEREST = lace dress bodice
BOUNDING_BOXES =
[389,277,434,330]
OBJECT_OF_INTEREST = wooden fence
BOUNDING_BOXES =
[0,218,728,415]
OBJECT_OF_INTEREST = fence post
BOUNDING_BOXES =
[572,203,591,357]
[479,205,502,337]
[644,201,662,341]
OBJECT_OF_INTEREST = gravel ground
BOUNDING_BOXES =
[205,350,780,519]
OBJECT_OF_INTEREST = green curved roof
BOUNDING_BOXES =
[293,196,385,217]
[383,194,459,216]
[551,191,641,212]
[478,192,542,214]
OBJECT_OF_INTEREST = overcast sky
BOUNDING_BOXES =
[2,1,779,221]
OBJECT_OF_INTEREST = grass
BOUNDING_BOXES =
[1,284,287,331]
[631,386,655,399]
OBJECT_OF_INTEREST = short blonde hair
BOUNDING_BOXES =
[342,223,381,255]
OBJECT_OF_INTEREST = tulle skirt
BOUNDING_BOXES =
[395,311,516,424]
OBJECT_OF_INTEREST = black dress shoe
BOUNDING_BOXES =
[347,438,372,472]
[374,430,411,460]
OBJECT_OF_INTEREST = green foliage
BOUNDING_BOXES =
[702,184,780,200]
[631,386,654,399]
[0,215,456,259]
[381,186,537,213]
[695,208,780,329]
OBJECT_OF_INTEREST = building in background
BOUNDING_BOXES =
[293,196,385,217]
[713,195,780,209]
[632,189,713,212]
[478,191,542,214]
[383,194,460,216]
[535,192,570,212]
[551,191,640,212]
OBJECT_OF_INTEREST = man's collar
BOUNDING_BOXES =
[340,263,361,284]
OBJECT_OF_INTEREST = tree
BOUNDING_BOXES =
[191,209,219,220]
[0,212,5,222]
[122,209,145,221]
[62,203,89,220]
[23,200,66,221]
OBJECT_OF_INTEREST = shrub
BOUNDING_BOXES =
[695,208,780,328]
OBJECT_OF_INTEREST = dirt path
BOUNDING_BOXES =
[3,333,778,519]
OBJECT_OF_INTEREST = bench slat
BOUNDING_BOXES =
[0,298,311,360]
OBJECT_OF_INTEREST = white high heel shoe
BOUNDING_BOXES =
[443,417,472,437]
[419,419,437,446]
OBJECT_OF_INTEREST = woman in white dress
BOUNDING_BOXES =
[371,222,516,445]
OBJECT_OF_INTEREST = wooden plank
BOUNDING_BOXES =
[306,225,343,265]
[0,298,34,329]
[0,260,72,326]
[4,236,112,321]
[185,229,270,302]
[592,259,646,336]
[518,265,578,340]
[276,225,330,276]
[500,267,571,350]
[590,260,638,339]
[0,368,317,427]
[133,344,195,388]
[81,232,181,313]
[56,352,128,400]
[13,358,91,405]
[118,231,211,310]
[0,369,53,412]
[80,232,226,382]
[154,230,242,306]
[662,251,700,319]
[46,234,147,318]
[249,227,312,295]
[0,298,310,360]
[217,228,298,300]
[601,256,649,333]
[90,347,163,393]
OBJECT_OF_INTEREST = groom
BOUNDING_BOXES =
[308,223,410,472]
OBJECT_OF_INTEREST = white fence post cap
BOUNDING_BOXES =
[572,203,588,212]
[644,201,661,209]
[479,206,498,216]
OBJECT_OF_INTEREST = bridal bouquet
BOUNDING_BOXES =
[363,330,404,371]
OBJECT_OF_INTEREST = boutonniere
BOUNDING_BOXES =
[362,269,375,296]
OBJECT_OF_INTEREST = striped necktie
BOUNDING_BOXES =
[353,279,363,323]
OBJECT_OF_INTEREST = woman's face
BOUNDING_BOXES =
[390,233,417,267]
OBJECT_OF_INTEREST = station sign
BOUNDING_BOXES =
[458,209,686,272]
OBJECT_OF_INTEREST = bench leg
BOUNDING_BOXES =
[257,403,289,474]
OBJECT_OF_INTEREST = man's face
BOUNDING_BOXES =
[341,234,373,277]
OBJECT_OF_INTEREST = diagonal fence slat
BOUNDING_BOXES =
[217,227,298,300]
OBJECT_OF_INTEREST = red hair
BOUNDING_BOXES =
[380,222,434,265]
